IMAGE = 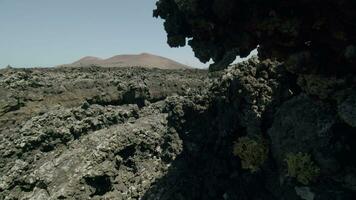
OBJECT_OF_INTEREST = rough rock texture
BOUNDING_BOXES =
[151,3,356,198]
[0,67,207,200]
[268,94,336,171]
[1,103,179,200]
[0,66,206,131]
[143,58,356,199]
[154,0,356,74]
[338,94,356,127]
[1,58,356,199]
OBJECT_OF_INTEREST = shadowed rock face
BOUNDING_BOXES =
[140,58,356,200]
[154,0,356,74]
[1,59,356,199]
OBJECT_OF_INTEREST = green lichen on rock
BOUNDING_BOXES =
[233,136,269,173]
[285,152,320,185]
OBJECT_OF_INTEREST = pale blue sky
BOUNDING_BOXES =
[0,0,255,68]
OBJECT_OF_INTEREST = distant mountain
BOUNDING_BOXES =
[60,53,190,69]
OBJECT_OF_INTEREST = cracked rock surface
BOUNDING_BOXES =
[1,60,356,199]
[0,67,206,200]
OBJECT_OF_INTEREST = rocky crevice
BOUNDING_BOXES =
[1,61,356,199]
[143,58,356,200]
[0,67,204,200]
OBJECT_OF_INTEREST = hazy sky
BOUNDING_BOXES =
[0,0,255,69]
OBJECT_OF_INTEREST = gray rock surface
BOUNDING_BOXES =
[1,61,356,199]
[0,66,206,200]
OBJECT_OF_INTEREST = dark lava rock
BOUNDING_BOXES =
[0,67,206,200]
[338,94,356,127]
[268,94,336,171]
[1,61,356,199]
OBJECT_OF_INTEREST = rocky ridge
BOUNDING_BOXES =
[1,58,356,199]
[0,66,206,199]
[60,53,190,69]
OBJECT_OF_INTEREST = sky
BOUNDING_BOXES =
[0,0,256,69]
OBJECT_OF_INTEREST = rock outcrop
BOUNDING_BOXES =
[1,58,356,199]
[0,66,206,200]
[143,58,356,199]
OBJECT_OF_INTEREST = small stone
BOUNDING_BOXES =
[338,94,356,127]
[295,187,315,200]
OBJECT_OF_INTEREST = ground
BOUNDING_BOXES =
[1,61,356,199]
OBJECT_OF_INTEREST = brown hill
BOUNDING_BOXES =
[61,53,190,69]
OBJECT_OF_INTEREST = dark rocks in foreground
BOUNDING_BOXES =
[0,66,206,199]
[1,62,356,199]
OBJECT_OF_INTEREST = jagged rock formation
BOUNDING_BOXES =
[154,0,356,73]
[0,66,207,200]
[142,58,356,200]
[1,1,355,199]
[1,58,355,199]
[151,1,356,199]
